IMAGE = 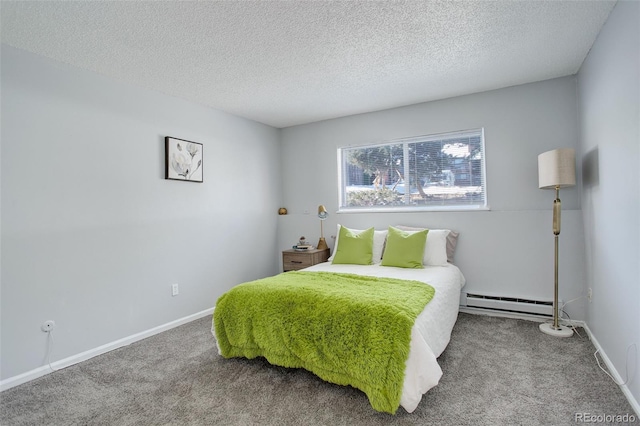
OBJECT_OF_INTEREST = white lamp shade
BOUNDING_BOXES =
[538,148,576,189]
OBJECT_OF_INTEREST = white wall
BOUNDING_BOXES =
[0,45,282,380]
[577,1,640,407]
[279,77,586,317]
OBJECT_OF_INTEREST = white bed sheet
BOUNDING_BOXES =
[303,262,466,412]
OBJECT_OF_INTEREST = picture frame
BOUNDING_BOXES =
[165,137,203,183]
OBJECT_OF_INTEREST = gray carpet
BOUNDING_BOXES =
[1,313,636,425]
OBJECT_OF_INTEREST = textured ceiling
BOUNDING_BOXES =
[1,1,615,128]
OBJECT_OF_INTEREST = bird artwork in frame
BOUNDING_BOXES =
[165,136,203,182]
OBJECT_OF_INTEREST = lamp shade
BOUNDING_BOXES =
[318,205,328,219]
[538,148,576,189]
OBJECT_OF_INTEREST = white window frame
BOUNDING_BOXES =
[337,128,488,213]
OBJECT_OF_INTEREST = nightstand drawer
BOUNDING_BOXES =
[282,248,330,272]
[283,253,314,270]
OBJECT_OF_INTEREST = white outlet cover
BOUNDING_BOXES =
[41,320,55,332]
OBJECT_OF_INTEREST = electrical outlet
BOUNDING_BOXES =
[172,283,179,296]
[41,320,55,332]
[587,288,593,302]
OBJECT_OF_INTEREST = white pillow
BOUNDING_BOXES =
[422,229,449,266]
[329,225,388,264]
[394,227,449,266]
[395,225,458,263]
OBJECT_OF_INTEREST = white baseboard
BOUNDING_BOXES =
[0,307,214,392]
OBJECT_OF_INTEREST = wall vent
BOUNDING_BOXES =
[462,293,556,317]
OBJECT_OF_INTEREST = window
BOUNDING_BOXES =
[338,129,487,212]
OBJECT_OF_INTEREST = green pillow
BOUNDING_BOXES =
[332,226,374,265]
[381,226,428,269]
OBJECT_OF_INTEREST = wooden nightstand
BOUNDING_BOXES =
[282,248,330,272]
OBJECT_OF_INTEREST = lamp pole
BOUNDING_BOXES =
[539,186,573,337]
[553,187,561,330]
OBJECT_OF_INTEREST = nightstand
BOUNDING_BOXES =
[282,248,330,272]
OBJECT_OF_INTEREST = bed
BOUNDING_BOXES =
[212,225,466,414]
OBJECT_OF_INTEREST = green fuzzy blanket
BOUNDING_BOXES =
[213,271,435,414]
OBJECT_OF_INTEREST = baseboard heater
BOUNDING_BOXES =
[461,293,556,317]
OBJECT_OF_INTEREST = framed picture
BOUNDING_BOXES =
[165,137,203,182]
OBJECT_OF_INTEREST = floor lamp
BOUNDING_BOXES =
[317,205,329,250]
[538,148,576,337]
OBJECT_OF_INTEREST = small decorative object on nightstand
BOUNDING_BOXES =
[282,248,330,272]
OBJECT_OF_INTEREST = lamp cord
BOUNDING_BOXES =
[594,343,637,387]
[560,295,587,310]
[558,300,636,387]
[46,329,57,373]
[558,297,587,337]
[559,310,583,338]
